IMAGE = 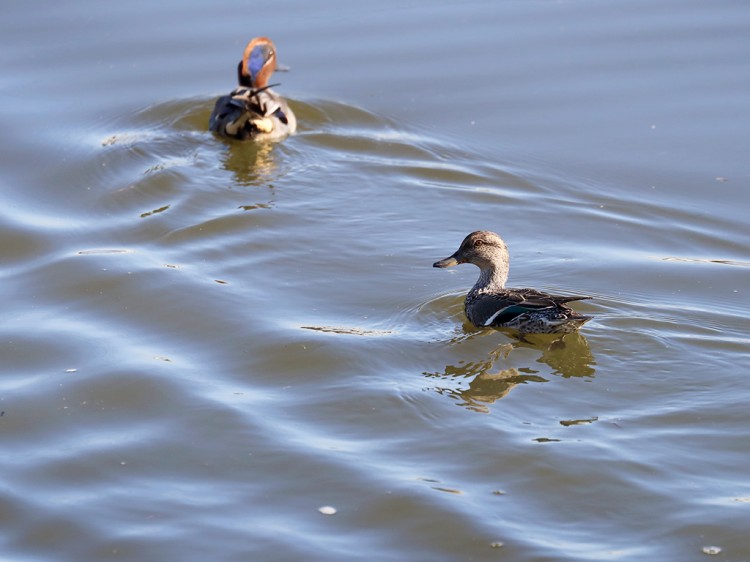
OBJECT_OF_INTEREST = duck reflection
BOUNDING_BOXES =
[433,366,548,413]
[425,329,595,412]
[521,330,595,378]
[219,140,279,187]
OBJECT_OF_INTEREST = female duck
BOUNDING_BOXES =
[434,231,592,334]
[209,37,297,141]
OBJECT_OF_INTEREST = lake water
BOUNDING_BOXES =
[1,1,749,561]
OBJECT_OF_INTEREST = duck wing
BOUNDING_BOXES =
[511,288,591,305]
[471,288,590,327]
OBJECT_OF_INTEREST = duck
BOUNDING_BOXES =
[209,37,297,141]
[433,231,592,334]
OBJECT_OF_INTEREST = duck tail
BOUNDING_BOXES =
[556,295,592,304]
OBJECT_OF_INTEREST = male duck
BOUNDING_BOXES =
[433,231,592,334]
[209,37,297,141]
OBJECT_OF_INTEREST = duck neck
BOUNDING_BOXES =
[472,265,508,295]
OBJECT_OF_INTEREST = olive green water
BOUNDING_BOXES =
[1,1,749,561]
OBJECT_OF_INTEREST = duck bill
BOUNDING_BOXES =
[433,254,460,268]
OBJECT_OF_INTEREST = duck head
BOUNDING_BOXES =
[237,37,278,88]
[433,231,510,285]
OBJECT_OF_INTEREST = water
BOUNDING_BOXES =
[1,1,749,560]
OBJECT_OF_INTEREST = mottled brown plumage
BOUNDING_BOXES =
[434,231,592,333]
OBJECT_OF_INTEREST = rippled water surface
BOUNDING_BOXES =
[2,1,749,561]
